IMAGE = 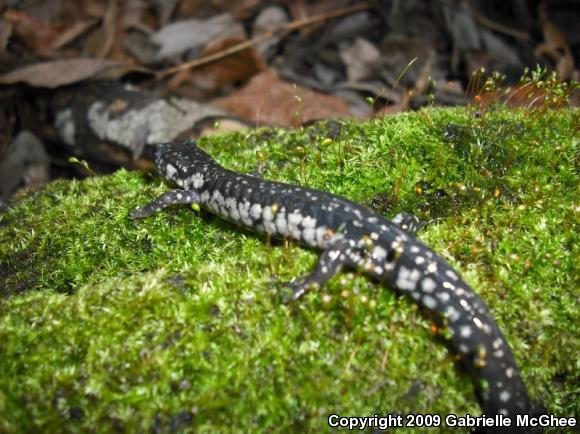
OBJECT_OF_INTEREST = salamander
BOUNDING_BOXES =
[131,140,533,428]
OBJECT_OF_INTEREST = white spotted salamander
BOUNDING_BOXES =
[131,140,534,428]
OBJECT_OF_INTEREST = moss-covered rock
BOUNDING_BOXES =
[0,108,577,433]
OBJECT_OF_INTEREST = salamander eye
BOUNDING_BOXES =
[386,249,397,262]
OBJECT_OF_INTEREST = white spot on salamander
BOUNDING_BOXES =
[459,325,472,338]
[230,207,240,221]
[421,277,436,293]
[422,295,437,309]
[250,203,262,220]
[372,245,387,259]
[443,281,455,290]
[238,200,252,225]
[303,228,316,246]
[287,210,303,239]
[473,317,484,329]
[225,197,236,209]
[396,267,421,291]
[263,217,276,235]
[499,391,511,402]
[445,269,459,281]
[262,204,273,222]
[191,173,204,188]
[391,240,404,252]
[166,164,177,178]
[315,227,328,246]
[211,190,224,208]
[275,212,288,235]
[445,306,461,322]
[329,250,341,261]
[301,216,317,228]
[288,210,303,226]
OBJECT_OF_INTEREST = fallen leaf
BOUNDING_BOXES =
[339,37,380,82]
[50,19,99,50]
[150,0,180,26]
[193,115,253,137]
[0,19,12,52]
[3,8,62,53]
[168,37,267,96]
[534,1,574,80]
[212,70,353,127]
[97,0,119,58]
[252,5,289,57]
[0,58,145,88]
[377,36,435,88]
[151,13,244,59]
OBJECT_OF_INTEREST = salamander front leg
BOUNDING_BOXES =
[130,190,200,218]
[282,239,352,302]
[391,212,424,235]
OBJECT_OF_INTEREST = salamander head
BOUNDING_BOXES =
[154,140,196,173]
[153,140,218,189]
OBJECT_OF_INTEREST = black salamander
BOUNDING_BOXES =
[131,140,533,428]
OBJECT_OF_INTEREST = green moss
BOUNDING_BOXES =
[0,107,578,433]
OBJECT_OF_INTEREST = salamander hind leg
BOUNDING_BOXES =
[281,239,353,302]
[130,190,200,219]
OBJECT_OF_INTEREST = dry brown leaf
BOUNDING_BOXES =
[121,0,152,31]
[194,116,253,137]
[168,37,266,96]
[177,0,221,17]
[288,1,331,37]
[0,19,12,52]
[340,37,380,82]
[152,13,243,59]
[534,1,574,80]
[50,19,99,50]
[252,6,289,58]
[0,58,143,88]
[231,0,264,20]
[212,70,352,127]
[97,0,119,58]
[3,8,63,53]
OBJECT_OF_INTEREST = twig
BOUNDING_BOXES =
[465,0,530,41]
[156,3,372,78]
[471,9,530,41]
